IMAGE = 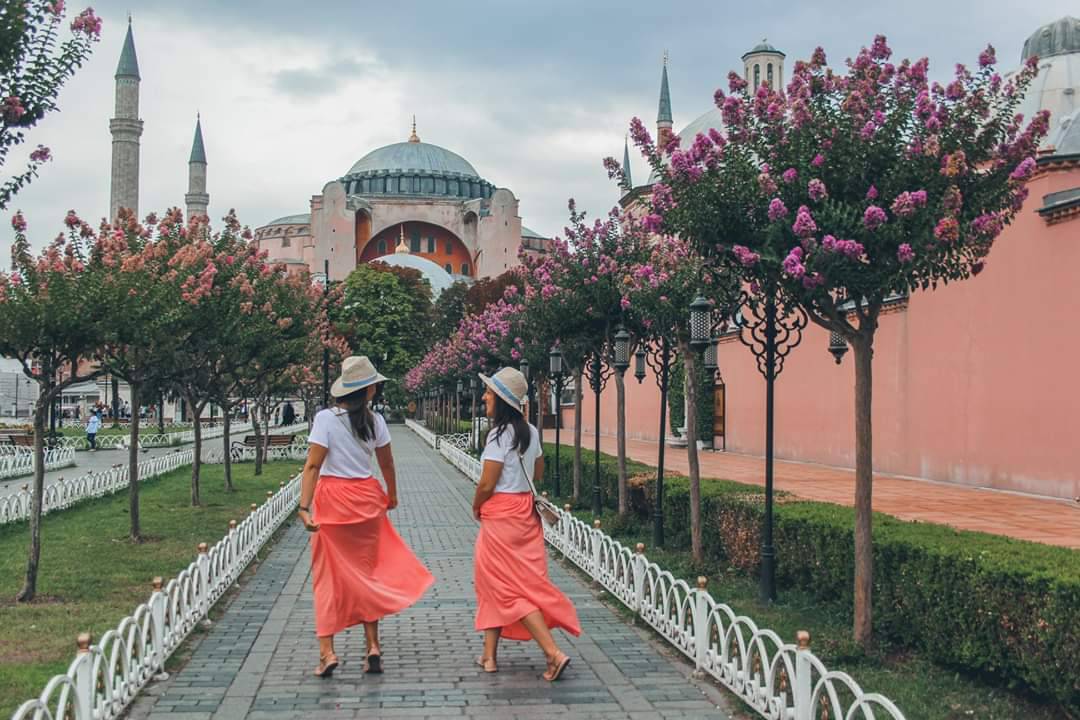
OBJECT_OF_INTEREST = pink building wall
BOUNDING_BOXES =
[565,166,1080,500]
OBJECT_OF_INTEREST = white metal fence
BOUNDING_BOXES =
[9,471,300,720]
[0,446,76,480]
[408,422,907,720]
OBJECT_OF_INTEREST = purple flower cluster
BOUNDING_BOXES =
[822,234,864,259]
[651,183,676,212]
[863,205,887,230]
[768,198,789,221]
[808,179,828,201]
[890,190,928,218]
[933,217,960,243]
[811,153,825,168]
[971,212,1004,238]
[732,245,760,267]
[897,243,915,263]
[866,185,878,200]
[758,172,778,196]
[782,167,798,184]
[11,212,27,233]
[1009,157,1036,181]
[792,205,818,238]
[782,246,805,278]
[29,145,51,163]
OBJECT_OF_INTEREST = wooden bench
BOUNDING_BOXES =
[0,433,33,447]
[230,434,295,461]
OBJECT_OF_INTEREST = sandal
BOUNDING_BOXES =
[364,653,383,674]
[543,652,571,682]
[476,656,498,673]
[313,653,339,678]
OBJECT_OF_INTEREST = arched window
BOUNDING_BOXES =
[754,64,760,88]
[410,230,421,253]
[445,238,453,255]
[461,263,470,275]
[281,234,291,248]
[767,63,774,89]
[444,263,453,273]
[377,239,387,255]
[427,236,436,253]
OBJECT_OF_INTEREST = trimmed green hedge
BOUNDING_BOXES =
[541,442,1080,710]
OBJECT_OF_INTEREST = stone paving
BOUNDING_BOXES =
[127,428,732,719]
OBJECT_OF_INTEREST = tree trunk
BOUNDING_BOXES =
[680,339,703,563]
[572,368,584,501]
[158,391,165,434]
[615,369,629,516]
[852,332,875,648]
[128,383,142,542]
[190,398,202,506]
[252,404,264,476]
[222,406,234,492]
[16,394,50,602]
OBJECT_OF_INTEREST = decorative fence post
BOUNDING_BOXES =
[227,520,239,586]
[632,543,647,619]
[591,519,602,580]
[693,576,709,678]
[74,632,93,720]
[561,504,573,555]
[150,577,169,680]
[196,542,211,626]
[794,630,812,720]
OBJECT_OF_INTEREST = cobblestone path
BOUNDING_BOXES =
[128,428,732,719]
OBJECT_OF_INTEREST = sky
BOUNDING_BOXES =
[7,0,1075,248]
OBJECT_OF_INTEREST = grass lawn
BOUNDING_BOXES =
[0,460,304,718]
[557,505,1065,720]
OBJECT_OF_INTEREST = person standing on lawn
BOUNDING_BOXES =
[472,367,580,681]
[297,356,434,678]
[85,411,101,451]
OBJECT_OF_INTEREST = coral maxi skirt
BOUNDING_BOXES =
[474,492,581,641]
[311,476,434,637]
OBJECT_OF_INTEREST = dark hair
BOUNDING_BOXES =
[488,393,531,454]
[336,386,375,442]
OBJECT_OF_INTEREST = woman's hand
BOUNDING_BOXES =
[387,492,399,510]
[298,509,319,532]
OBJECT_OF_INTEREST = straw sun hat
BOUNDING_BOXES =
[330,356,388,398]
[479,367,528,414]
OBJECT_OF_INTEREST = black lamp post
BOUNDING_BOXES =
[640,336,672,547]
[737,286,807,603]
[469,376,479,452]
[456,379,464,431]
[585,346,613,517]
[548,345,564,498]
[519,359,533,425]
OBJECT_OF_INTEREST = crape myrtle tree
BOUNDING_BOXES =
[0,209,110,601]
[0,1,100,207]
[632,36,1048,645]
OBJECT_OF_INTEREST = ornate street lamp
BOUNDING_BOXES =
[613,326,631,374]
[828,331,848,364]
[737,286,807,603]
[586,347,613,517]
[689,295,712,352]
[642,337,673,547]
[634,348,647,384]
[704,338,719,373]
[548,345,564,497]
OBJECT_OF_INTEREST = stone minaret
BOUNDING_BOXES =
[620,135,633,193]
[185,115,209,220]
[657,52,673,151]
[109,18,142,220]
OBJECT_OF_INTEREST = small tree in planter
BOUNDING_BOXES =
[632,36,1048,645]
[0,209,109,600]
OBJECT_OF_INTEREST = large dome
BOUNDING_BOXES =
[347,141,479,177]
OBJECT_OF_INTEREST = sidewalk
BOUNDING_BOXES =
[574,431,1080,549]
[127,428,733,719]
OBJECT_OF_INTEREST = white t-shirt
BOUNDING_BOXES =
[481,423,543,494]
[309,408,391,479]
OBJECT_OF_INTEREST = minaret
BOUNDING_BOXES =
[109,18,143,220]
[185,114,209,220]
[657,51,673,151]
[621,135,633,192]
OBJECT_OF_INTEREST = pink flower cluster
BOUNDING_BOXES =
[821,235,864,259]
[29,145,51,163]
[70,8,102,38]
[890,190,928,218]
[862,206,887,230]
[768,198,788,221]
[792,205,817,238]
[731,245,760,267]
[3,96,26,123]
[807,179,828,201]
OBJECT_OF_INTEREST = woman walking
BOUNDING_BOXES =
[473,367,580,680]
[298,356,434,678]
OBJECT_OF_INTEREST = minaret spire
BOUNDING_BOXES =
[395,224,410,253]
[621,135,633,192]
[185,114,209,221]
[657,51,674,152]
[109,18,143,220]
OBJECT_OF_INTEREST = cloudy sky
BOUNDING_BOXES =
[8,0,1074,248]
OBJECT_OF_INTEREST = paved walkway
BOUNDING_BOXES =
[573,431,1080,549]
[127,429,731,719]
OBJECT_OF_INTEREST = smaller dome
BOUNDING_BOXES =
[265,213,310,227]
[377,253,454,297]
[1022,16,1080,62]
[742,39,784,59]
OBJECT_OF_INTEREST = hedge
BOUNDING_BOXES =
[541,442,1080,710]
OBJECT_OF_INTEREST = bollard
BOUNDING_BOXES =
[632,543,647,621]
[692,576,709,678]
[74,632,92,720]
[197,543,213,627]
[150,577,170,681]
[794,630,812,720]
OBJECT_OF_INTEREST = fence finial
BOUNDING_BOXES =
[797,630,811,649]
[697,576,708,589]
[76,632,92,652]
[197,542,208,554]
[592,519,601,529]
[250,503,257,512]
[228,519,237,529]
[635,542,645,554]
[152,576,163,591]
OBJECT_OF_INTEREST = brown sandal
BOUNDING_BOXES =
[543,652,571,682]
[314,653,339,678]
[364,653,383,674]
[476,656,498,673]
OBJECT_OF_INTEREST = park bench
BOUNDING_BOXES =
[230,434,295,461]
[0,433,34,447]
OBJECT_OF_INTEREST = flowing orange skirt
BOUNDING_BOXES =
[311,476,434,637]
[474,492,581,641]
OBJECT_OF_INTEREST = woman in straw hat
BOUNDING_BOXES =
[298,356,434,678]
[472,366,580,681]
